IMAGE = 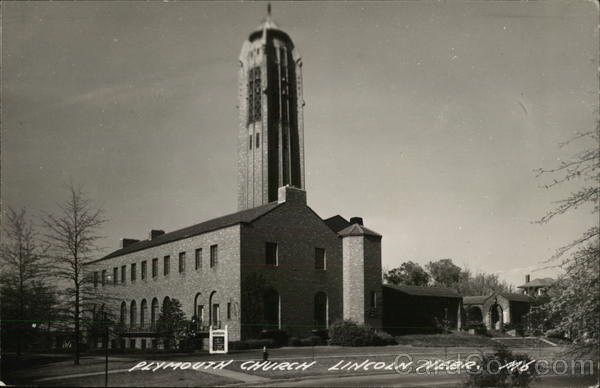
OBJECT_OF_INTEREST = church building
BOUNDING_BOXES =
[87,7,383,348]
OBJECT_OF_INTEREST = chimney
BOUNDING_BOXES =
[277,185,307,205]
[525,274,531,283]
[350,217,363,226]
[120,238,140,249]
[150,229,165,240]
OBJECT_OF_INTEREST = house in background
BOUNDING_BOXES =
[517,274,554,297]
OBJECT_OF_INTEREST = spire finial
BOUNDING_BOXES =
[267,3,272,17]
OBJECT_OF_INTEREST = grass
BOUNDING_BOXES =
[394,333,497,347]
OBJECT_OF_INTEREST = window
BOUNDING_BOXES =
[315,248,326,270]
[141,261,147,280]
[113,267,118,285]
[227,302,231,320]
[370,291,377,308]
[212,304,220,326]
[131,263,136,282]
[195,249,202,270]
[210,245,218,268]
[265,242,278,266]
[249,134,252,150]
[152,258,158,278]
[178,252,186,273]
[247,67,261,123]
[121,265,126,284]
[163,256,170,276]
[101,270,106,286]
[93,272,98,288]
[256,132,260,148]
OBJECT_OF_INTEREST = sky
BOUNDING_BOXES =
[2,1,598,288]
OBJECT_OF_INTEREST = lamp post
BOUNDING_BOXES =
[104,274,112,387]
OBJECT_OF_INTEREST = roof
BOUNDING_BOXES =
[463,293,532,304]
[499,293,533,302]
[338,223,382,239]
[324,215,351,233]
[90,202,281,263]
[383,284,461,298]
[252,4,283,35]
[463,295,492,305]
[517,278,554,289]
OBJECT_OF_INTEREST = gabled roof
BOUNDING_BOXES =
[338,223,382,239]
[90,202,281,263]
[463,293,532,304]
[383,284,461,298]
[499,293,533,302]
[463,295,492,305]
[323,215,351,233]
[517,278,554,289]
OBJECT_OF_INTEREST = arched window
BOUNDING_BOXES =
[120,301,127,326]
[263,289,280,329]
[151,298,159,329]
[209,291,219,327]
[193,293,203,323]
[162,296,171,311]
[130,300,137,328]
[140,299,147,327]
[314,292,328,329]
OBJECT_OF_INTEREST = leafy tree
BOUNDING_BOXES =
[536,125,599,356]
[383,261,430,286]
[42,183,106,365]
[156,298,188,349]
[0,207,58,357]
[426,258,462,287]
[457,269,514,296]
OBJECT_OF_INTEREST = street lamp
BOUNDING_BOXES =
[104,274,112,387]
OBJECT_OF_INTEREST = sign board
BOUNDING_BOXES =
[209,325,228,354]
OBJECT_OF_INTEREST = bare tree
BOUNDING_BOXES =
[0,207,56,358]
[42,183,107,365]
[536,124,599,355]
[536,125,599,261]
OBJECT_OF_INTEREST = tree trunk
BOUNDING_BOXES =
[74,284,80,365]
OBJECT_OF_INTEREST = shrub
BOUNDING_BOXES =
[288,337,301,347]
[300,335,325,346]
[228,338,276,350]
[375,330,397,345]
[463,343,538,387]
[260,330,289,346]
[328,320,381,346]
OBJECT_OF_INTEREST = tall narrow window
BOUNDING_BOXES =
[249,134,252,150]
[93,272,98,288]
[247,67,261,123]
[370,291,377,308]
[164,256,170,276]
[210,245,218,268]
[178,252,186,273]
[113,267,118,285]
[141,261,147,280]
[315,248,326,270]
[265,242,278,266]
[256,132,260,148]
[131,263,136,282]
[195,248,202,271]
[121,265,126,284]
[152,258,158,278]
[227,302,232,320]
[101,270,106,286]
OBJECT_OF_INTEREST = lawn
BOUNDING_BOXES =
[394,334,497,347]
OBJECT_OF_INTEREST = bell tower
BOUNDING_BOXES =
[237,5,305,210]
